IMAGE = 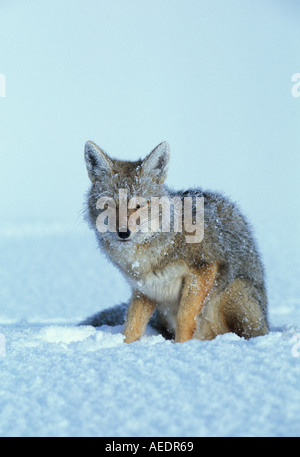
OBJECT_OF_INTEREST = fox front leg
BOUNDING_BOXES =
[123,291,156,343]
[175,263,218,343]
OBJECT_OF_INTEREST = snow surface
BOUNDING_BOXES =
[0,224,299,437]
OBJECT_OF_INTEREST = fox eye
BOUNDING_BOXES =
[136,204,141,209]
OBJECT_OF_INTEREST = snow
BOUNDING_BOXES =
[0,224,299,437]
[1,0,300,438]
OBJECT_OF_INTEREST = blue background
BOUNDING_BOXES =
[0,0,299,244]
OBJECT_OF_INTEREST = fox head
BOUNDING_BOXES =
[84,141,170,243]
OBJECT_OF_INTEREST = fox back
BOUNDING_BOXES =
[84,141,268,343]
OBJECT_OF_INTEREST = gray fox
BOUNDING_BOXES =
[83,141,268,343]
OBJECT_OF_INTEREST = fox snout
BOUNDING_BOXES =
[117,228,131,240]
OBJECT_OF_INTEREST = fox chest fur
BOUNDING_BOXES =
[130,258,187,303]
[96,229,193,332]
[128,253,190,332]
[106,236,189,318]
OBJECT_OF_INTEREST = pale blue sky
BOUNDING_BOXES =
[0,0,299,242]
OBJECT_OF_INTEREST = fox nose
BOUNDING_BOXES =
[117,229,131,239]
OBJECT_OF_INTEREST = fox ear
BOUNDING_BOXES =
[84,141,113,182]
[142,141,170,183]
